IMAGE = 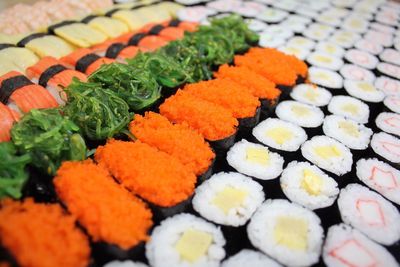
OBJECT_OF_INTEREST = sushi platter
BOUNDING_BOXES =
[0,0,400,267]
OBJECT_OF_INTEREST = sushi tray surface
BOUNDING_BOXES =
[0,0,400,266]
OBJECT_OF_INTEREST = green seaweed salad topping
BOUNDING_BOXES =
[11,109,87,176]
[0,142,30,199]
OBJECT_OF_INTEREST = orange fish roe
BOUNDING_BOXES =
[129,112,215,176]
[95,140,196,207]
[214,64,281,100]
[159,89,238,141]
[183,78,260,119]
[54,160,153,249]
[0,198,90,267]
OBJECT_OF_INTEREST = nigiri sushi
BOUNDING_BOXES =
[60,48,114,75]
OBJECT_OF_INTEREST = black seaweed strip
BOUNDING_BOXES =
[48,20,77,34]
[75,54,101,73]
[105,43,127,59]
[149,25,165,35]
[128,33,147,46]
[0,76,33,104]
[38,64,67,87]
[17,33,48,47]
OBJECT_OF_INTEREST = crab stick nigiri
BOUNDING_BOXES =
[60,48,114,75]
[0,103,20,142]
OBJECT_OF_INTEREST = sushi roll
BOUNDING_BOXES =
[339,64,375,83]
[278,46,309,61]
[322,114,373,150]
[226,139,284,180]
[370,22,396,34]
[145,213,226,267]
[275,100,324,128]
[104,261,148,267]
[256,8,288,23]
[127,32,169,51]
[206,0,241,12]
[0,199,90,267]
[316,14,342,27]
[0,45,39,76]
[308,67,343,90]
[176,6,217,23]
[60,48,114,75]
[280,161,339,210]
[377,62,400,80]
[323,224,399,267]
[356,158,400,205]
[261,26,294,41]
[328,95,370,124]
[374,76,400,96]
[280,17,308,33]
[371,132,400,164]
[337,183,400,245]
[221,249,282,267]
[329,30,361,48]
[354,39,383,55]
[0,103,19,142]
[379,49,400,66]
[344,49,379,70]
[290,84,332,107]
[252,118,307,152]
[303,27,331,41]
[344,80,385,103]
[315,42,345,57]
[258,34,285,48]
[245,19,268,32]
[192,172,265,226]
[376,112,400,137]
[144,23,186,41]
[0,71,58,113]
[301,135,353,175]
[17,33,75,58]
[287,36,315,50]
[364,30,393,47]
[384,95,400,114]
[306,52,344,71]
[247,199,324,267]
[82,15,129,38]
[342,16,369,33]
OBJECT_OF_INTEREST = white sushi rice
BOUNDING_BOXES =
[375,76,400,96]
[252,118,307,152]
[339,64,375,83]
[192,172,265,227]
[275,100,324,128]
[370,22,396,34]
[103,261,148,267]
[356,158,400,205]
[376,112,400,136]
[245,19,268,32]
[177,6,217,22]
[287,36,315,50]
[256,8,288,23]
[384,95,400,113]
[379,48,400,66]
[354,39,383,55]
[329,31,361,48]
[308,67,343,89]
[338,183,400,245]
[303,28,331,41]
[307,52,344,71]
[221,249,282,267]
[323,224,399,267]
[226,139,284,180]
[315,42,345,57]
[301,135,353,175]
[259,34,285,48]
[316,15,342,27]
[146,213,226,267]
[280,161,339,210]
[247,199,324,267]
[261,25,294,40]
[377,62,400,80]
[321,7,350,18]
[364,30,394,47]
[323,115,373,150]
[344,49,379,70]
[290,84,332,107]
[344,80,385,103]
[342,16,369,33]
[371,132,400,164]
[328,95,369,124]
[277,46,309,60]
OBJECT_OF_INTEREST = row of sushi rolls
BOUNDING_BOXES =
[0,0,400,266]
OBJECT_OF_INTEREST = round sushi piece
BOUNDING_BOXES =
[287,36,315,50]
[377,62,400,80]
[303,28,331,41]
[308,67,343,89]
[364,30,394,47]
[371,132,400,164]
[306,52,343,71]
[384,95,400,113]
[245,19,268,32]
[354,39,383,55]
[272,1,298,12]
[252,118,307,152]
[344,80,385,103]
[206,0,241,12]
[233,2,266,17]
[221,249,282,267]
[277,46,309,61]
[376,112,400,137]
[296,7,318,18]
[247,199,324,267]
[344,49,378,70]
[337,183,400,245]
[279,19,307,33]
[280,161,339,210]
[226,139,284,180]
[379,48,400,66]
[329,30,361,48]
[104,261,148,267]
[356,158,400,205]
[262,25,293,40]
[256,8,288,23]
[339,64,375,82]
[290,84,332,107]
[323,224,399,267]
[301,135,353,175]
[259,34,285,48]
[375,76,400,96]
[321,7,350,18]
[370,22,396,34]
[145,213,226,267]
[315,42,345,57]
[317,14,342,27]
[275,100,324,128]
[331,0,357,8]
[177,6,217,22]
[192,172,265,227]
[328,95,369,124]
[342,16,369,33]
[323,115,373,150]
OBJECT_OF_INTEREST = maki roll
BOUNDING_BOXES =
[256,8,288,23]
[245,19,268,32]
[339,64,376,82]
[377,62,400,80]
[247,199,324,267]
[192,172,265,226]
[329,30,361,48]
[301,135,353,175]
[371,132,400,164]
[146,213,226,267]
[290,84,332,107]
[364,30,393,47]
[356,158,400,205]
[127,32,169,51]
[337,183,400,245]
[306,52,344,71]
[280,161,339,210]
[379,48,400,66]
[374,76,400,96]
[344,49,379,70]
[252,118,307,152]
[354,39,383,55]
[177,6,217,23]
[0,103,19,142]
[322,115,373,150]
[226,139,284,180]
[328,95,370,124]
[323,224,399,267]
[287,36,315,50]
[308,67,343,90]
[342,16,369,33]
[278,46,309,61]
[376,112,400,136]
[344,80,385,103]
[0,198,90,267]
[275,100,324,128]
[60,48,114,75]
[384,95,400,114]
[221,249,282,267]
[315,41,345,57]
[104,261,148,267]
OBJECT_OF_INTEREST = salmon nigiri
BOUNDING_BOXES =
[0,103,20,142]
